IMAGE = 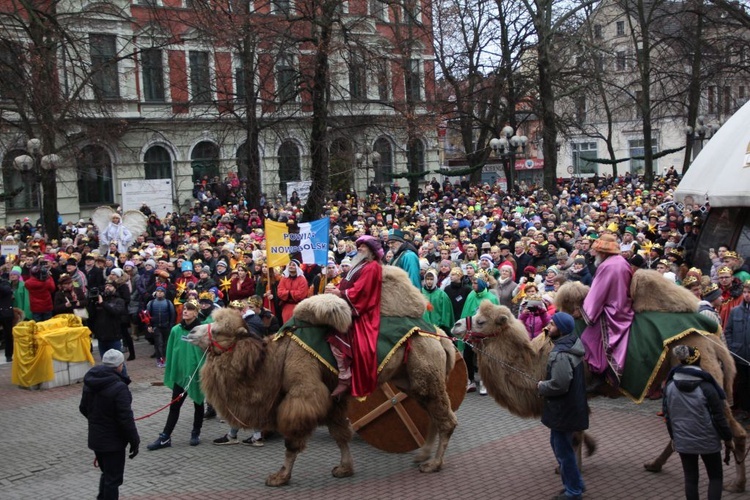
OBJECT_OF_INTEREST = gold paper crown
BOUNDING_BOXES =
[198,290,215,301]
[682,276,699,288]
[703,283,720,295]
[685,347,701,365]
[724,250,739,259]
[229,300,245,309]
[184,299,199,309]
[718,266,733,276]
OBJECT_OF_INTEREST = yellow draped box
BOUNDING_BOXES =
[11,314,95,388]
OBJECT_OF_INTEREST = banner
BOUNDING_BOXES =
[265,217,330,267]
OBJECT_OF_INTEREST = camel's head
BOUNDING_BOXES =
[292,294,352,332]
[451,301,517,341]
[554,281,590,318]
[185,308,249,354]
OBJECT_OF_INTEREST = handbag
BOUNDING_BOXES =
[73,307,89,320]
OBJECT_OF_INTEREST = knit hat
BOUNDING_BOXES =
[155,285,167,294]
[145,259,156,268]
[110,268,123,278]
[10,266,22,276]
[551,312,575,336]
[341,257,352,266]
[181,261,193,272]
[102,349,125,367]
[124,260,135,269]
[216,260,228,268]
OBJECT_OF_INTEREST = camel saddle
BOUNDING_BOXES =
[275,316,467,453]
[573,311,721,402]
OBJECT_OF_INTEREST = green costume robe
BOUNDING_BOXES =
[163,315,213,404]
[460,289,499,319]
[422,286,455,332]
[13,280,32,320]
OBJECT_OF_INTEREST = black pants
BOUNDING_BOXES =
[120,323,134,358]
[678,451,723,500]
[95,448,126,500]
[734,364,750,412]
[463,343,476,382]
[1,314,13,361]
[163,384,204,437]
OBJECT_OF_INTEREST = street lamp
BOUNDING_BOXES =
[490,127,528,194]
[13,139,60,235]
[685,116,715,161]
[355,146,381,194]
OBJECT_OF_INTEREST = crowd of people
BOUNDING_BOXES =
[3,167,749,499]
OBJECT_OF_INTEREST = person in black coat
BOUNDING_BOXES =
[537,312,588,500]
[0,273,14,362]
[52,274,88,316]
[79,349,140,500]
[89,281,128,375]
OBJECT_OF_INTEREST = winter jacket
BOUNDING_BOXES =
[147,298,176,328]
[24,275,56,314]
[566,267,593,286]
[422,287,455,332]
[539,333,589,433]
[227,276,255,301]
[11,280,32,319]
[444,281,473,321]
[0,279,13,319]
[519,307,551,340]
[724,302,750,365]
[89,293,126,342]
[663,365,732,454]
[277,274,308,323]
[79,365,140,453]
[52,288,88,316]
[164,318,208,404]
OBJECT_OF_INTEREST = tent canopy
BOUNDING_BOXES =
[675,101,750,207]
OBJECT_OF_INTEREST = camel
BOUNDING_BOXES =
[451,271,747,493]
[185,266,457,487]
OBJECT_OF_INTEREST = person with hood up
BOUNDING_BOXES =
[421,269,454,332]
[537,312,588,500]
[79,349,140,500]
[663,345,733,500]
[387,229,421,289]
[276,259,308,323]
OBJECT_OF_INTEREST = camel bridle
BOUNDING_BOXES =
[460,315,498,342]
[206,323,236,355]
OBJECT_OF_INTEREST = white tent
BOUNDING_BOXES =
[675,101,750,207]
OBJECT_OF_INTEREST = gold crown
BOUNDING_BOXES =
[229,300,245,309]
[198,290,215,301]
[184,299,199,309]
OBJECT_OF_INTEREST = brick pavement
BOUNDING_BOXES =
[0,340,747,499]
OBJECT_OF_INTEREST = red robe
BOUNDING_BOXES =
[277,274,308,323]
[339,261,383,398]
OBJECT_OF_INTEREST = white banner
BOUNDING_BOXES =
[121,179,174,218]
[286,181,312,204]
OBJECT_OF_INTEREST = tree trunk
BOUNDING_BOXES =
[682,0,704,175]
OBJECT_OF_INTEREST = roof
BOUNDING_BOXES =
[675,100,750,207]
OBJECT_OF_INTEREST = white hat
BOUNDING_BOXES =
[102,349,125,367]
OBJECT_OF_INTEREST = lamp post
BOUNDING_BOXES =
[489,126,528,194]
[685,115,715,162]
[355,146,380,195]
[13,138,60,236]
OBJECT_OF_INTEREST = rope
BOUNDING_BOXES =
[134,347,208,421]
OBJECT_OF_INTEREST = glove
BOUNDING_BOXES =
[724,440,734,465]
[129,444,139,459]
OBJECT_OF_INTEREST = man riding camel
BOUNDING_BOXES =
[325,235,384,398]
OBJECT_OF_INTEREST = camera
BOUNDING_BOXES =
[39,264,50,281]
[88,287,100,299]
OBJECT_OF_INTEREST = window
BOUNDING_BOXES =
[723,86,731,114]
[189,51,211,103]
[740,86,746,102]
[235,59,245,102]
[370,0,386,20]
[708,86,716,114]
[635,90,643,119]
[616,51,626,71]
[278,141,300,196]
[373,137,393,184]
[0,41,23,101]
[406,137,425,173]
[276,54,297,102]
[348,50,367,100]
[405,59,421,102]
[403,0,419,24]
[272,0,291,15]
[377,59,389,100]
[141,49,165,102]
[575,95,586,123]
[3,149,40,210]
[77,145,114,205]
[594,24,602,39]
[144,145,172,179]
[571,142,598,175]
[616,20,625,36]
[594,54,605,73]
[629,139,658,175]
[191,141,220,182]
[90,34,119,99]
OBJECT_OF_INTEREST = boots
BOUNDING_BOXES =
[331,344,352,398]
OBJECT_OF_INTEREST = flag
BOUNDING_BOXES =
[265,217,330,267]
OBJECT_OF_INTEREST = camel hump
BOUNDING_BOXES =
[630,270,698,313]
[293,294,353,332]
[381,265,427,318]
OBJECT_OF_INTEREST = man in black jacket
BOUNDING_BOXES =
[79,349,140,500]
[537,312,588,500]
[89,281,128,376]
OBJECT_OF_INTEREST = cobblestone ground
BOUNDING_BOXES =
[0,341,746,500]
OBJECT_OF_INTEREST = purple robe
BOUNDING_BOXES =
[580,254,634,379]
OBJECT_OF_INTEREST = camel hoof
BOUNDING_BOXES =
[418,459,442,473]
[723,481,745,493]
[643,461,663,473]
[332,465,354,478]
[265,472,290,487]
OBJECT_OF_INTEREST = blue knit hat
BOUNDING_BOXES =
[181,261,193,272]
[551,312,575,336]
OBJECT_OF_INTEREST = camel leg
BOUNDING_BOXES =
[643,440,673,472]
[413,420,436,464]
[266,438,304,487]
[725,408,747,493]
[415,391,457,473]
[326,401,355,478]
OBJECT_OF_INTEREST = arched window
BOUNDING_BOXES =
[278,141,300,196]
[77,145,113,205]
[237,142,261,191]
[191,141,220,182]
[373,137,393,184]
[2,149,40,210]
[144,145,172,179]
[406,137,425,173]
